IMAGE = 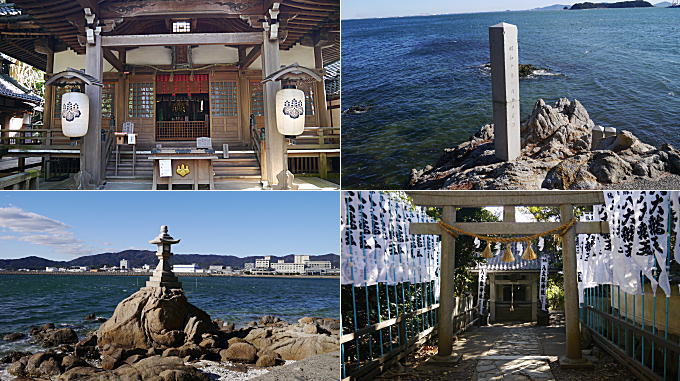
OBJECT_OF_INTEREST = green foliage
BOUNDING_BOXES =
[546,275,565,310]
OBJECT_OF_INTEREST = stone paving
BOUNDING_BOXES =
[474,325,555,381]
[374,313,637,381]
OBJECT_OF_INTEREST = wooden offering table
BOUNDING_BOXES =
[149,149,218,190]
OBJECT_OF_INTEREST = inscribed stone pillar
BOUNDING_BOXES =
[83,33,103,188]
[262,28,285,186]
[489,22,520,162]
[437,206,457,358]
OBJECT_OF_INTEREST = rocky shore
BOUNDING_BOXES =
[0,287,339,380]
[409,98,680,190]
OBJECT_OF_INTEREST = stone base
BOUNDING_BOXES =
[145,280,182,289]
[146,270,182,289]
[558,355,593,369]
[426,353,462,366]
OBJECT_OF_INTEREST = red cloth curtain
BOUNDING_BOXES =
[156,74,209,96]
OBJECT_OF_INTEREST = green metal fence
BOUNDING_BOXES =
[341,282,477,380]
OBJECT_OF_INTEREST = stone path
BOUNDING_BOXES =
[474,325,555,381]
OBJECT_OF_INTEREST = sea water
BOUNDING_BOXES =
[341,8,680,188]
[0,274,338,355]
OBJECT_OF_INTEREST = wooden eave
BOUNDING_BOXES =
[5,0,339,67]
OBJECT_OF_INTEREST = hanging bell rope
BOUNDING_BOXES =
[501,244,515,263]
[437,217,577,262]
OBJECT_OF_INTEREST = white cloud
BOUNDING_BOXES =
[0,207,90,256]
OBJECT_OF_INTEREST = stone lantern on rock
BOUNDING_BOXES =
[145,225,182,289]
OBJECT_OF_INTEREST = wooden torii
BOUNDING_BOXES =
[407,191,610,368]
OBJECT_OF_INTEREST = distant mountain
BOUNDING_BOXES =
[0,250,339,270]
[654,1,671,6]
[530,4,571,10]
[570,1,654,9]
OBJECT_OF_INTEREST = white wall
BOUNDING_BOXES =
[250,44,316,70]
[54,48,114,73]
[192,46,239,64]
[127,47,172,66]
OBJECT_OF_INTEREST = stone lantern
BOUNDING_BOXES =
[145,225,182,289]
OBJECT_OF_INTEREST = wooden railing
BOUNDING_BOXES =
[156,121,209,141]
[250,123,266,178]
[0,128,56,147]
[0,169,40,189]
[291,126,340,149]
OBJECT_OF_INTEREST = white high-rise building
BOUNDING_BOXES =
[120,259,129,270]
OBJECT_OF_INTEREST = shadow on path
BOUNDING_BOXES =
[375,313,639,381]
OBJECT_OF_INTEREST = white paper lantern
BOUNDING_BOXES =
[276,88,305,136]
[61,92,89,138]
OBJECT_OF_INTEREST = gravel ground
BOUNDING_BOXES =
[251,352,340,381]
[549,346,639,381]
[191,360,278,381]
[602,174,680,190]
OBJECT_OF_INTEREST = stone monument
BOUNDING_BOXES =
[146,225,182,289]
[489,22,521,162]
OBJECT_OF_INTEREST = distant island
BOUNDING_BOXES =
[0,249,339,270]
[530,4,571,10]
[570,1,654,9]
[654,1,672,6]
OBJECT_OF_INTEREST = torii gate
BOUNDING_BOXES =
[407,191,610,368]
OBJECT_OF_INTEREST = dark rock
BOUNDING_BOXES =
[96,317,107,323]
[125,354,145,364]
[255,352,279,367]
[259,315,281,326]
[223,322,236,333]
[409,98,678,190]
[25,352,63,378]
[162,348,181,357]
[221,342,258,363]
[33,327,79,347]
[97,287,218,350]
[74,334,99,359]
[3,332,25,342]
[7,357,28,377]
[61,355,88,370]
[101,348,125,370]
[84,313,96,321]
[1,351,31,364]
[228,337,247,346]
[58,356,209,381]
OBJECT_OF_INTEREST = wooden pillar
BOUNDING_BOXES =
[313,44,330,127]
[43,50,54,132]
[559,203,589,367]
[83,32,103,188]
[238,72,250,146]
[489,22,520,162]
[489,273,496,322]
[436,206,457,358]
[531,273,538,322]
[503,205,515,222]
[262,28,285,186]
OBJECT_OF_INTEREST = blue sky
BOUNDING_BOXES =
[342,0,631,19]
[0,192,339,260]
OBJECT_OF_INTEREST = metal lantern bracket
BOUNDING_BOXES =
[44,68,104,89]
[261,63,323,86]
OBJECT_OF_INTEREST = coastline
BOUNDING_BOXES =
[0,271,339,280]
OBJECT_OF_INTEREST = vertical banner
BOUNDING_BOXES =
[478,264,487,315]
[539,255,549,311]
[340,192,441,288]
